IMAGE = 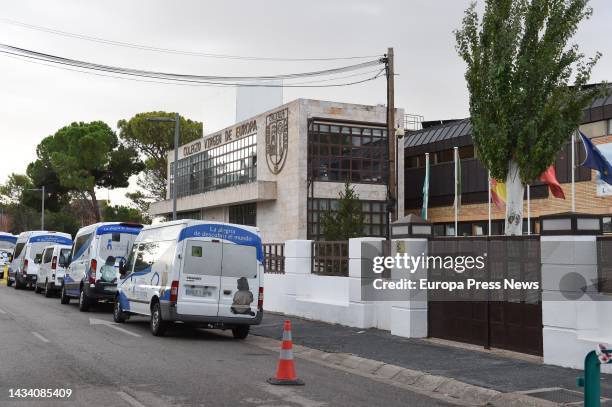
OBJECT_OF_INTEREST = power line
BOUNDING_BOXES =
[0,51,386,88]
[0,44,385,84]
[0,18,383,62]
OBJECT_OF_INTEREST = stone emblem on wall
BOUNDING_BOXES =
[265,108,289,174]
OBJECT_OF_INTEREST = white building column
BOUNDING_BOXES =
[282,240,313,317]
[348,237,385,329]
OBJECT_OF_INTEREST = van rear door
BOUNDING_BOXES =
[176,240,221,317]
[217,242,260,320]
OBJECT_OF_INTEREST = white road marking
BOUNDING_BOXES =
[32,331,50,343]
[116,391,147,407]
[89,318,142,338]
[0,307,6,314]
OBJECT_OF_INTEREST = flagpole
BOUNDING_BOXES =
[571,131,576,212]
[527,184,531,235]
[454,146,458,237]
[424,153,429,220]
[488,170,492,236]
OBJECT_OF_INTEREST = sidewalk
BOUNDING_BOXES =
[252,312,612,405]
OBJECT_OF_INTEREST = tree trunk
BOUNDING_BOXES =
[89,189,101,223]
[504,160,524,235]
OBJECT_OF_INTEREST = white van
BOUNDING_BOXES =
[114,220,264,338]
[9,231,72,289]
[36,244,73,297]
[0,232,17,279]
[61,222,143,311]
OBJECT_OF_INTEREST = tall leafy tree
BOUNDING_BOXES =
[321,183,365,241]
[40,121,144,223]
[455,0,602,234]
[117,112,203,200]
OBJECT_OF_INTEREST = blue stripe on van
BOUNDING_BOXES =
[29,235,72,246]
[96,224,142,236]
[0,235,17,244]
[178,224,263,262]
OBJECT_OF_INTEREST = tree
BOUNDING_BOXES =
[455,0,602,234]
[321,183,365,241]
[117,112,203,200]
[101,203,149,224]
[39,121,144,223]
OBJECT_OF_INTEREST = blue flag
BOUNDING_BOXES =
[579,131,612,186]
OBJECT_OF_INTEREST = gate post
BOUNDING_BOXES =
[540,213,603,369]
[389,215,432,338]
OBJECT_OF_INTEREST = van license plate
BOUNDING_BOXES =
[186,287,212,297]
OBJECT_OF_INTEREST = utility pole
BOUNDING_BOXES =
[41,185,45,230]
[385,47,396,239]
[147,114,181,221]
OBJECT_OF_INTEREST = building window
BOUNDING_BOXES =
[308,121,387,184]
[307,198,386,240]
[175,210,202,221]
[229,203,257,227]
[604,217,612,234]
[170,134,257,198]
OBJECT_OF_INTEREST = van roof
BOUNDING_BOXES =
[75,222,144,236]
[141,220,259,235]
[16,231,72,241]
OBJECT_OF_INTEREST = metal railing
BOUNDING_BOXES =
[312,241,348,276]
[263,243,285,274]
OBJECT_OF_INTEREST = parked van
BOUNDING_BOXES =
[61,222,143,311]
[0,232,17,279]
[9,231,73,289]
[114,220,264,338]
[36,244,73,297]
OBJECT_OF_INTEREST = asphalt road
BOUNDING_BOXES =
[0,284,456,407]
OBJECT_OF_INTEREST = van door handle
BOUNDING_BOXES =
[223,290,232,296]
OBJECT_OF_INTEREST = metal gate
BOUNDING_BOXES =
[427,236,543,356]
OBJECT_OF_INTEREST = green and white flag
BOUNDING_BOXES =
[421,153,430,220]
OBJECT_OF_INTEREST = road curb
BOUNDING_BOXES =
[251,335,563,407]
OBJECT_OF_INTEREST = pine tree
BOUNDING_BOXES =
[321,182,365,241]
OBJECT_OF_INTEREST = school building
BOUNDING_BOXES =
[403,88,612,235]
[148,99,406,243]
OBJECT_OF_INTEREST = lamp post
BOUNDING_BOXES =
[26,186,45,230]
[146,113,180,221]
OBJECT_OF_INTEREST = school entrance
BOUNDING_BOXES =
[427,236,543,356]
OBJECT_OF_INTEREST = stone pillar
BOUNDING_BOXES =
[540,213,608,370]
[282,240,312,317]
[390,238,428,338]
[348,237,385,329]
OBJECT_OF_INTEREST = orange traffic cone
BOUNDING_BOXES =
[267,320,304,385]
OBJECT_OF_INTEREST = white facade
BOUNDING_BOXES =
[150,99,405,243]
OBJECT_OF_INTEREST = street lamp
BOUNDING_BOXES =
[146,113,180,221]
[26,186,45,230]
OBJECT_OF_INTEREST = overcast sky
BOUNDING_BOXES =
[1,0,611,205]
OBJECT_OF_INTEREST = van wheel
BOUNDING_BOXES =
[113,297,127,323]
[34,283,43,294]
[150,302,167,337]
[78,287,90,312]
[232,325,250,340]
[7,277,12,287]
[44,280,53,298]
[60,285,70,304]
